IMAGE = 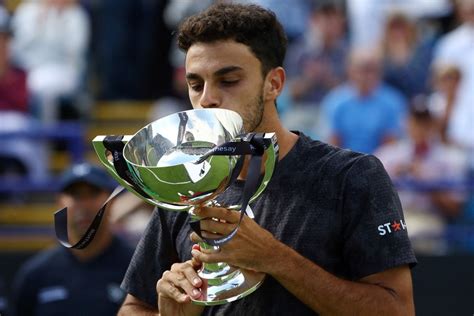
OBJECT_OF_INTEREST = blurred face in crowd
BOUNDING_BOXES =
[407,115,434,145]
[348,49,382,96]
[458,0,474,24]
[58,182,111,240]
[185,40,268,132]
[385,14,415,43]
[311,7,346,45]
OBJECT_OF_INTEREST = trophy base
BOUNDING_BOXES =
[191,267,265,306]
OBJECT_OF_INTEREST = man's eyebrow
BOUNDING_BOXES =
[186,66,243,81]
[185,73,201,81]
[214,66,243,76]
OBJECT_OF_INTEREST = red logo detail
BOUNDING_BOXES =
[391,221,401,231]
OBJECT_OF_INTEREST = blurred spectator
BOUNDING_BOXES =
[380,11,435,99]
[285,1,348,106]
[11,163,133,316]
[251,0,313,42]
[321,47,406,153]
[281,1,348,139]
[428,63,462,143]
[163,0,213,28]
[376,101,469,254]
[347,0,452,48]
[84,0,173,100]
[433,0,474,149]
[149,65,191,121]
[10,0,90,123]
[0,5,47,182]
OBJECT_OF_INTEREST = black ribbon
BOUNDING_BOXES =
[189,133,268,246]
[103,135,152,199]
[54,186,124,249]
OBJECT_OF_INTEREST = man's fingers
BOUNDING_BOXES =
[191,248,221,264]
[160,263,202,300]
[190,231,226,243]
[181,265,202,287]
[195,206,240,223]
[190,232,202,243]
[200,218,235,235]
[157,277,189,303]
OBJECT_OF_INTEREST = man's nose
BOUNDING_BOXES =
[199,84,221,108]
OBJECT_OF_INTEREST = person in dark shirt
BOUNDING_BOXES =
[119,3,417,315]
[11,163,134,316]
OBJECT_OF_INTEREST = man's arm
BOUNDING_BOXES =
[119,294,158,316]
[267,240,414,315]
[190,206,415,315]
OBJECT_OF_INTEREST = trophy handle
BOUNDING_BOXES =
[249,132,278,204]
[93,135,132,187]
[92,135,188,211]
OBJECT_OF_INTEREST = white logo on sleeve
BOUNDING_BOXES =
[38,286,69,304]
[378,219,407,236]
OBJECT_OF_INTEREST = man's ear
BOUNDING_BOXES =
[264,67,285,102]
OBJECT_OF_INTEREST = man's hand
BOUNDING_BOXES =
[190,206,278,273]
[156,256,205,316]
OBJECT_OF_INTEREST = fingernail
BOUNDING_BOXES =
[192,289,200,297]
[191,249,199,257]
[193,277,201,285]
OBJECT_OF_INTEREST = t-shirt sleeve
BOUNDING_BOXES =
[341,155,417,280]
[121,208,180,307]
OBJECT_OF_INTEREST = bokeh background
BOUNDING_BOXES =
[0,0,473,314]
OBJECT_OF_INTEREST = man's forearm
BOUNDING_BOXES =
[266,242,414,315]
[118,303,158,316]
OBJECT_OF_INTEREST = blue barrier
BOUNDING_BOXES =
[0,122,85,194]
[394,178,474,192]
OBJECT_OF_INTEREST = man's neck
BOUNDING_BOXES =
[238,117,298,180]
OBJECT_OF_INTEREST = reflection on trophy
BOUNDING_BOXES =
[92,108,278,305]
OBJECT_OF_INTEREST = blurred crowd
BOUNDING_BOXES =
[0,0,473,256]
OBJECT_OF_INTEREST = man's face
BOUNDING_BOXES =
[58,182,110,239]
[185,40,266,132]
[348,58,381,96]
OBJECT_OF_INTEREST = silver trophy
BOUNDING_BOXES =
[92,108,278,305]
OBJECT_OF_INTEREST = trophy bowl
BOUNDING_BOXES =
[92,108,278,305]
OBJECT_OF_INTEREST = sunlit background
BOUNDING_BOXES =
[0,0,473,314]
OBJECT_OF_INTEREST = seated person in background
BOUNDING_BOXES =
[379,11,435,99]
[285,1,348,107]
[428,63,463,144]
[432,0,474,150]
[10,0,90,124]
[321,47,406,153]
[11,163,134,316]
[282,1,348,139]
[375,100,469,255]
[0,6,47,182]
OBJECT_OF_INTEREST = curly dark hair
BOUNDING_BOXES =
[177,3,288,76]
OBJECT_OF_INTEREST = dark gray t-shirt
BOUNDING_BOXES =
[122,133,416,315]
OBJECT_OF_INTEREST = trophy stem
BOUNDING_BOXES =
[190,227,265,305]
[188,206,265,305]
